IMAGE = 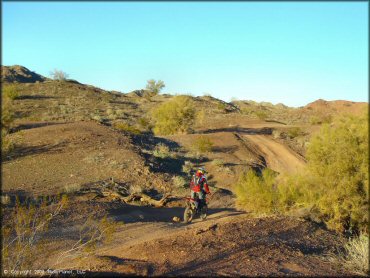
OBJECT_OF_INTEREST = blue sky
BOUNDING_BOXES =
[2,2,368,107]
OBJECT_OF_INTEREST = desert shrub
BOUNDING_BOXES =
[1,88,16,132]
[338,233,369,275]
[241,106,254,115]
[272,129,282,139]
[2,131,15,157]
[1,194,11,206]
[217,102,227,112]
[235,168,278,214]
[309,115,322,125]
[3,84,20,100]
[1,131,23,159]
[196,109,206,126]
[2,193,117,271]
[2,195,69,271]
[153,143,172,159]
[304,114,369,233]
[113,122,141,135]
[182,161,194,176]
[106,108,114,115]
[91,114,103,123]
[191,135,214,154]
[151,95,195,135]
[129,184,144,194]
[309,114,333,125]
[138,117,152,131]
[63,183,81,194]
[274,172,317,213]
[146,79,165,96]
[50,69,69,81]
[286,127,304,139]
[211,159,224,167]
[255,110,269,120]
[172,176,187,188]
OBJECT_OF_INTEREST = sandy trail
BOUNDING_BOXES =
[98,207,244,255]
[243,134,306,174]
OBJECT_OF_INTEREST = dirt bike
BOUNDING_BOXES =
[183,194,208,223]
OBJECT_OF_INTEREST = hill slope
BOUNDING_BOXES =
[2,66,366,276]
[2,65,47,83]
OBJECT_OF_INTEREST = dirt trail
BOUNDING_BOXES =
[71,208,349,276]
[243,134,306,174]
[100,207,243,253]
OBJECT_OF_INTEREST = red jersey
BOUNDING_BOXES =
[190,173,210,193]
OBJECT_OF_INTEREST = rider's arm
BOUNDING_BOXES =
[203,182,210,194]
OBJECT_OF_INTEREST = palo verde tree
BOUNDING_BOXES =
[305,113,369,233]
[151,95,195,135]
[146,79,165,96]
[50,69,69,81]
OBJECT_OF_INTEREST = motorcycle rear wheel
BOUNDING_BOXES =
[200,205,208,220]
[183,206,194,223]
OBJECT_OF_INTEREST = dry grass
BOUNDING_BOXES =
[329,234,369,276]
[63,183,82,194]
[343,234,369,275]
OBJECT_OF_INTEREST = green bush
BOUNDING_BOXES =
[138,117,152,130]
[3,85,20,100]
[211,159,224,167]
[153,143,172,159]
[286,127,304,139]
[304,114,368,233]
[191,135,214,154]
[309,114,333,125]
[151,95,195,135]
[182,161,194,176]
[235,168,278,214]
[113,122,141,135]
[146,79,165,96]
[275,113,367,233]
[172,176,187,188]
[217,102,227,112]
[255,111,269,120]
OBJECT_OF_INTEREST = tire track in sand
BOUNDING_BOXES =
[243,134,305,174]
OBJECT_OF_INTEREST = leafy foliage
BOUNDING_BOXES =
[286,127,304,139]
[305,114,368,233]
[113,122,141,135]
[151,95,195,135]
[172,175,187,188]
[255,110,269,120]
[153,143,172,159]
[3,84,20,100]
[235,113,369,234]
[191,135,214,154]
[1,85,20,157]
[146,79,165,96]
[235,168,277,214]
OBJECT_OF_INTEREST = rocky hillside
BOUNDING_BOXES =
[1,65,47,83]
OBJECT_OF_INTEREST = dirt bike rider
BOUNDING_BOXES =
[189,167,211,211]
